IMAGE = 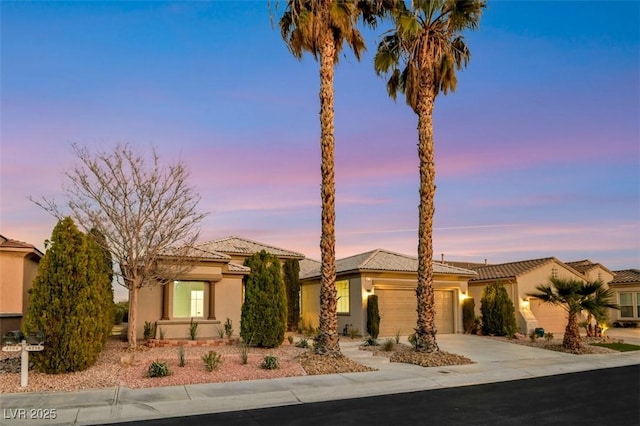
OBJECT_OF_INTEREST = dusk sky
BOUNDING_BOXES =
[1,1,639,271]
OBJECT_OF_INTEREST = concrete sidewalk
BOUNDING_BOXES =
[1,334,638,426]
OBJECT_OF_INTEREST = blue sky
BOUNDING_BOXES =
[1,1,638,270]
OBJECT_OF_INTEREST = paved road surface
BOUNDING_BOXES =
[112,365,639,426]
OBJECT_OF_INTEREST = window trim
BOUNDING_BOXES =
[336,279,350,315]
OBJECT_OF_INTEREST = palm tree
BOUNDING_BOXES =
[279,0,389,355]
[374,0,485,352]
[528,277,619,351]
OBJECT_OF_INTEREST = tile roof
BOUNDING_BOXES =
[469,257,557,282]
[196,236,305,259]
[0,234,43,257]
[162,245,231,261]
[610,269,640,284]
[227,262,251,273]
[301,249,476,280]
[565,259,613,275]
[299,258,321,279]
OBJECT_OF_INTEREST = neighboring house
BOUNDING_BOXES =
[0,235,43,335]
[300,249,477,337]
[565,259,615,284]
[137,236,304,340]
[465,257,591,335]
[608,269,640,324]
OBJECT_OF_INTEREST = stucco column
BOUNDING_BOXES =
[161,283,170,320]
[208,281,216,320]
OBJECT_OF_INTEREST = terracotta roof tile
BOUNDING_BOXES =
[610,269,640,284]
[469,257,556,282]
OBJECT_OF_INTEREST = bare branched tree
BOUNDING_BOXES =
[31,143,208,348]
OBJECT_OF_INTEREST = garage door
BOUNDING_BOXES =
[375,288,454,337]
[530,298,567,334]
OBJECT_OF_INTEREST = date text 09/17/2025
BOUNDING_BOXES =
[3,408,57,420]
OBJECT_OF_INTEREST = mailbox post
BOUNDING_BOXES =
[2,331,44,387]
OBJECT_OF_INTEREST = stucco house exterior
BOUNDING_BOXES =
[0,235,43,335]
[300,249,477,337]
[608,269,640,324]
[463,257,611,335]
[136,236,304,340]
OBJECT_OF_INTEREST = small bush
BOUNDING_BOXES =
[287,335,294,344]
[202,351,223,372]
[261,355,279,370]
[159,327,166,340]
[189,319,198,340]
[148,360,170,378]
[143,321,155,340]
[295,337,310,348]
[544,332,554,342]
[363,336,378,346]
[408,333,418,350]
[224,318,234,338]
[462,298,476,333]
[382,338,396,352]
[529,330,538,342]
[349,327,360,339]
[394,329,401,344]
[239,341,250,365]
[216,327,225,338]
[113,308,125,325]
[178,346,186,367]
[480,282,517,337]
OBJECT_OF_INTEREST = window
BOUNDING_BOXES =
[618,292,640,319]
[336,280,349,314]
[173,281,206,318]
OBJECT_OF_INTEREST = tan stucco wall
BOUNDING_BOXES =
[0,251,40,334]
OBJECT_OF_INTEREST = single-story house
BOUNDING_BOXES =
[0,235,43,335]
[464,257,600,335]
[136,236,304,340]
[608,269,640,324]
[300,249,477,337]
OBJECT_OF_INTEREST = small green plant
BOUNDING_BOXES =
[143,321,155,340]
[529,330,538,342]
[287,335,294,345]
[159,327,166,340]
[295,337,310,348]
[239,341,250,365]
[178,346,186,367]
[366,295,380,340]
[261,355,279,370]
[408,333,418,350]
[544,332,554,342]
[363,336,378,346]
[224,318,233,338]
[216,326,225,338]
[382,338,396,352]
[147,360,170,378]
[189,318,198,340]
[202,350,223,372]
[349,327,359,339]
[394,329,402,344]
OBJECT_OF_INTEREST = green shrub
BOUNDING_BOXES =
[283,259,300,331]
[295,337,310,348]
[261,355,279,370]
[178,346,186,367]
[363,336,378,346]
[367,295,380,340]
[224,318,234,338]
[382,338,396,352]
[202,351,223,372]
[480,283,517,337]
[148,360,170,378]
[216,327,225,338]
[25,218,113,373]
[240,251,287,348]
[239,341,250,364]
[394,329,401,344]
[189,319,198,340]
[143,321,155,340]
[408,333,418,351]
[349,327,360,339]
[287,335,294,344]
[462,298,477,333]
[544,332,554,342]
[114,308,125,325]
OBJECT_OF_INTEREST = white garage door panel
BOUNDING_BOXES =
[530,299,567,334]
[376,288,454,337]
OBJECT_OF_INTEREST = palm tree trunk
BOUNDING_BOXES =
[414,80,439,353]
[315,27,340,356]
[563,311,582,351]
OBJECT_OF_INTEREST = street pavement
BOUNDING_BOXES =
[1,330,639,426]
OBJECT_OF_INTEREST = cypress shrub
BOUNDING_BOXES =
[283,259,300,331]
[480,282,517,336]
[366,295,380,340]
[25,217,113,373]
[87,229,115,348]
[240,250,287,348]
[462,298,476,333]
